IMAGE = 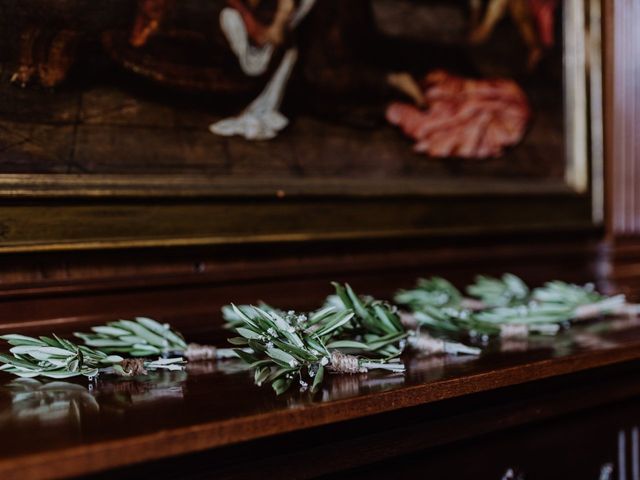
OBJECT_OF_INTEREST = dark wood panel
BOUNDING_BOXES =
[339,391,636,480]
[0,234,602,330]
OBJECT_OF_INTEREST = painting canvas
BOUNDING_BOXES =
[0,0,602,251]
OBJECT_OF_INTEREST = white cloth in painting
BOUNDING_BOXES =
[219,7,274,77]
[210,48,297,140]
[211,0,317,140]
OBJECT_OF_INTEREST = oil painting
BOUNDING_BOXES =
[0,0,601,251]
[0,0,577,180]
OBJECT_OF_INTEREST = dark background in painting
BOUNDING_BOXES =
[0,0,564,181]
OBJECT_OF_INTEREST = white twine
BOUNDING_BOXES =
[499,323,529,340]
[408,334,446,354]
[573,303,603,320]
[573,295,629,321]
[399,311,419,330]
[185,343,218,361]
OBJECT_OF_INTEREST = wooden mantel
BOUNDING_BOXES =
[2,316,640,479]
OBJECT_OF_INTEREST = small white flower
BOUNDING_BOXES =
[289,359,298,367]
[267,328,276,337]
[320,357,329,366]
[266,342,274,349]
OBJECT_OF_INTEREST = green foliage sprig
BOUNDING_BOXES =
[470,275,630,323]
[222,302,282,330]
[226,304,404,395]
[329,282,479,356]
[532,281,628,320]
[397,274,636,341]
[0,334,184,379]
[395,277,463,310]
[466,274,530,308]
[74,317,237,361]
[327,282,407,357]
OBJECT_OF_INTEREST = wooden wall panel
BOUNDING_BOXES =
[608,0,640,235]
[603,1,640,298]
[0,235,603,332]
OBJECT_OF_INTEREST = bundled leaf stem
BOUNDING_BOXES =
[74,317,237,361]
[0,334,184,379]
[396,274,639,341]
[330,282,480,356]
[226,302,404,395]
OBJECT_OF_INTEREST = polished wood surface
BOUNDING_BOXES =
[88,362,640,479]
[1,316,640,479]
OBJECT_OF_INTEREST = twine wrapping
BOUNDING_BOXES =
[185,343,218,361]
[460,298,486,311]
[399,311,419,330]
[408,334,446,354]
[329,351,367,374]
[620,304,640,316]
[119,359,148,376]
[605,303,640,318]
[499,324,529,340]
[573,298,638,321]
[573,303,603,320]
